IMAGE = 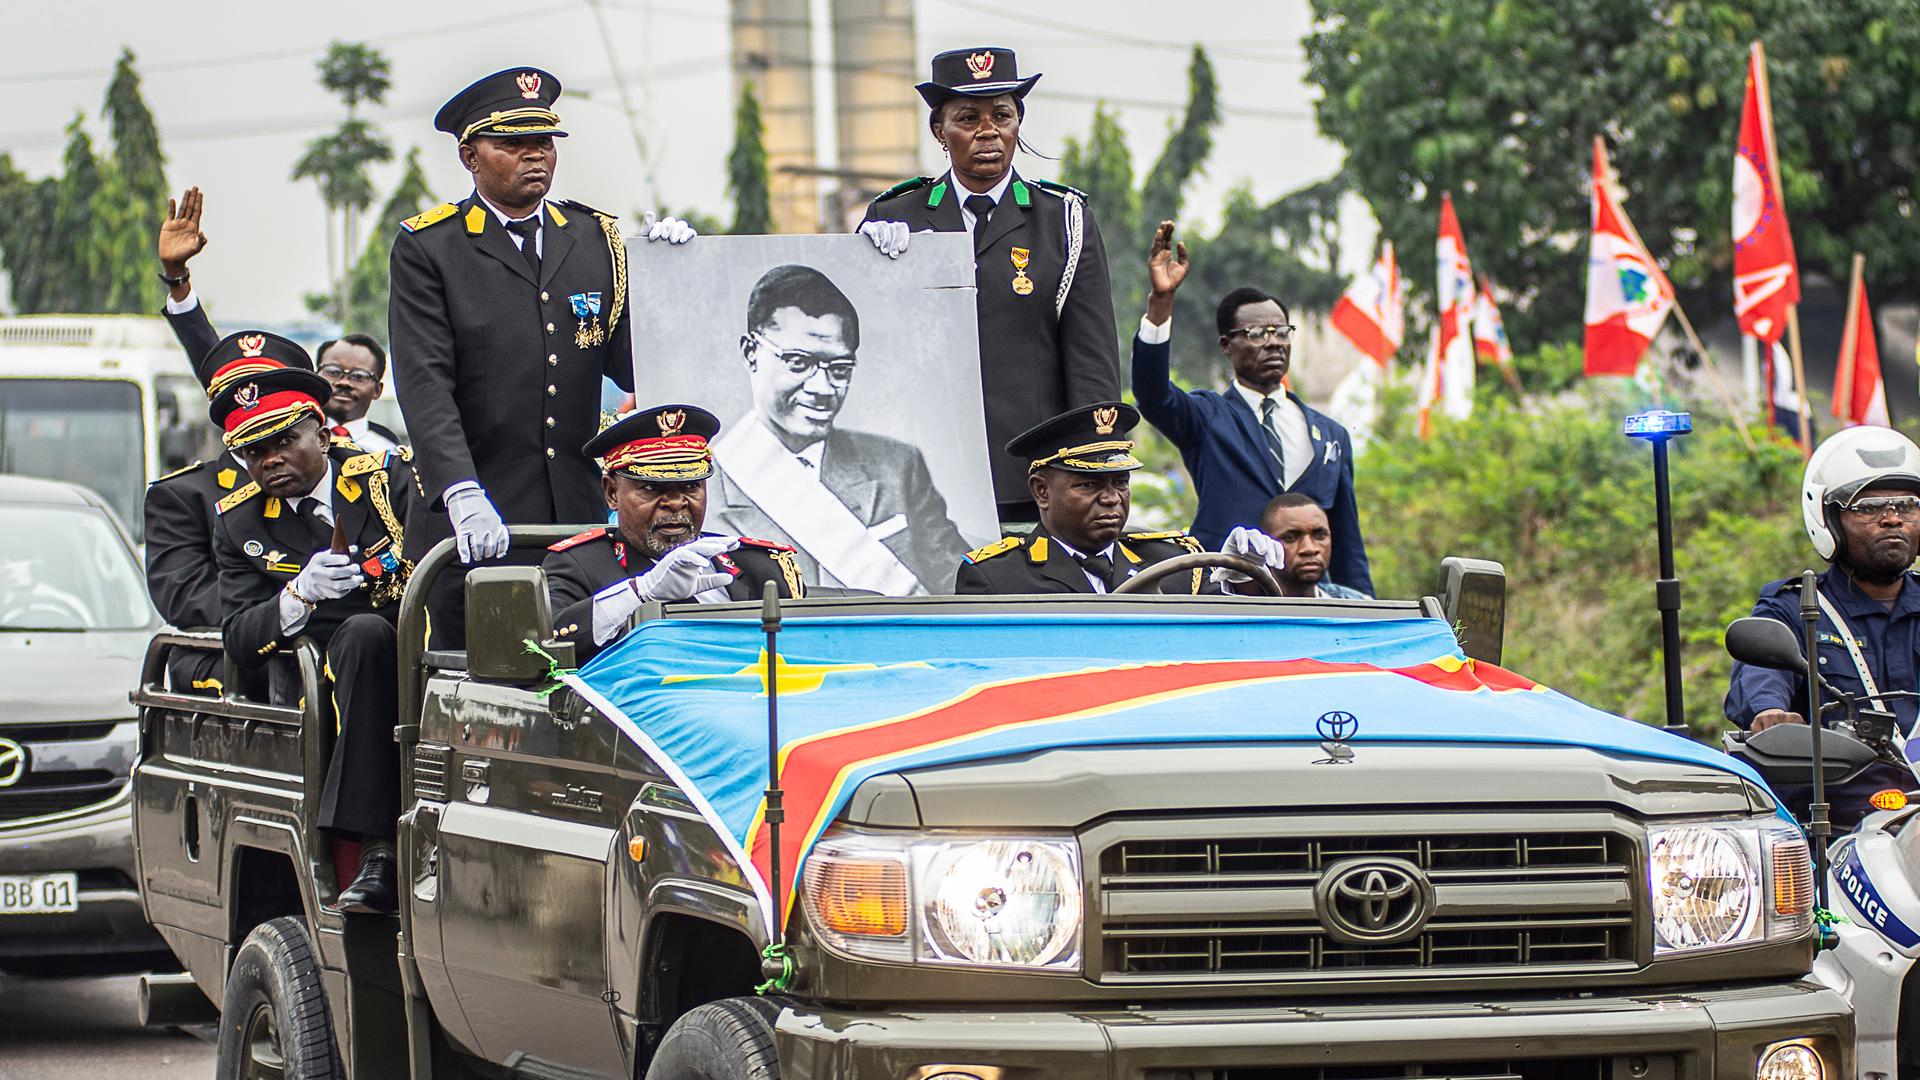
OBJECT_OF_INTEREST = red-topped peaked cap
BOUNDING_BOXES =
[205,331,329,450]
[585,404,721,483]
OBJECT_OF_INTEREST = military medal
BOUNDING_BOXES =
[570,291,605,347]
[243,540,264,557]
[1010,247,1033,296]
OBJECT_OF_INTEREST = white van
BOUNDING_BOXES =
[0,315,218,542]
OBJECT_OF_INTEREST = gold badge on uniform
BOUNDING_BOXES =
[1010,246,1034,296]
[1093,406,1118,435]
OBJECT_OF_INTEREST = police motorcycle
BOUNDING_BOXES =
[1722,427,1920,1080]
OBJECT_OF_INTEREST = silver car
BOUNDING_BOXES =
[0,474,170,975]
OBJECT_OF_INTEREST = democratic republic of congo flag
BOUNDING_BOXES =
[565,613,1777,937]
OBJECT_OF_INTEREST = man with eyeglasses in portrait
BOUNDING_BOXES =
[1727,426,1920,828]
[708,264,968,595]
[1129,221,1373,595]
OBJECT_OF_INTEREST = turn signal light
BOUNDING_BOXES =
[807,858,908,936]
[1773,837,1813,917]
[1870,789,1909,812]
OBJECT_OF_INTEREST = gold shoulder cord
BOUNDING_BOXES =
[773,549,805,598]
[594,210,627,344]
[367,468,414,607]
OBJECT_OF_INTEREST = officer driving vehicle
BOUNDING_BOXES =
[1726,425,1920,829]
[544,405,804,662]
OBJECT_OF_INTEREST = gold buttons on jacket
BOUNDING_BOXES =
[546,385,557,396]
[540,291,550,302]
[546,448,556,459]
[545,417,555,428]
[547,354,557,366]
[546,322,555,334]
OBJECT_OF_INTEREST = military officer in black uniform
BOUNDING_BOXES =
[208,333,413,912]
[544,405,804,663]
[956,403,1219,595]
[859,47,1120,520]
[389,66,694,647]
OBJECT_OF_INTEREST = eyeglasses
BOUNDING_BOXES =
[751,334,857,386]
[318,364,379,387]
[1228,324,1296,344]
[1844,495,1920,520]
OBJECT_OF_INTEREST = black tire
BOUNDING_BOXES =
[215,916,342,1080]
[644,996,782,1080]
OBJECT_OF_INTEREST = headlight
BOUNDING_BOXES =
[801,828,1083,972]
[1648,821,1812,955]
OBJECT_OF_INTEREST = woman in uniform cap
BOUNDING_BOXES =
[859,47,1121,522]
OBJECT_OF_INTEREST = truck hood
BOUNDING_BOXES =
[573,611,1781,936]
[0,629,149,723]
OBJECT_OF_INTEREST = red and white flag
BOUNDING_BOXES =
[1419,193,1477,436]
[1732,41,1799,344]
[1584,137,1676,377]
[1331,242,1404,366]
[1472,276,1513,368]
[1833,258,1889,428]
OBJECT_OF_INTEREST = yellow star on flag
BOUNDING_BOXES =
[662,651,926,696]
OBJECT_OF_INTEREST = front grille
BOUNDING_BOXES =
[0,722,120,744]
[413,744,449,802]
[0,778,127,825]
[1098,827,1634,982]
[1146,1058,1613,1080]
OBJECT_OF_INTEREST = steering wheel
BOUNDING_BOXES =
[1111,552,1281,596]
[0,595,91,628]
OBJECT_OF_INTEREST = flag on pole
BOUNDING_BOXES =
[1472,277,1513,368]
[1419,193,1477,436]
[1832,256,1889,428]
[1765,342,1814,448]
[1330,242,1405,365]
[1584,137,1676,377]
[1733,41,1799,345]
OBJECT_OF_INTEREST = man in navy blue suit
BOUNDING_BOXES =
[1130,221,1373,595]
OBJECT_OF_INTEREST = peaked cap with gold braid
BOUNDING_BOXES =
[434,66,568,142]
[1009,401,1143,474]
[584,404,721,482]
[205,332,330,450]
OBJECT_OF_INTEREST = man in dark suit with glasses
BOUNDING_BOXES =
[708,263,968,595]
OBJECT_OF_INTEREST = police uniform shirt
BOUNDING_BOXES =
[542,528,803,661]
[1726,567,1920,735]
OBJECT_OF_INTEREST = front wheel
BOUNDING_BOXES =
[215,916,342,1080]
[644,996,781,1080]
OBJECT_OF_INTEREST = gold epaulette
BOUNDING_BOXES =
[770,548,805,598]
[1128,530,1203,553]
[400,202,459,233]
[152,460,204,483]
[339,453,383,479]
[216,481,261,515]
[965,535,1024,564]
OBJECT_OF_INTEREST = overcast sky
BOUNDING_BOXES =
[2,0,1366,324]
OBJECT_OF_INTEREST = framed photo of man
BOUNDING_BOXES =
[628,233,993,596]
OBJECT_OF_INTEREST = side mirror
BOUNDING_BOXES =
[1725,616,1808,676]
[1437,556,1506,665]
[465,566,572,684]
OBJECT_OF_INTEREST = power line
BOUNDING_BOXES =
[922,0,1306,63]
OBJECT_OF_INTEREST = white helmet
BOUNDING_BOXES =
[1802,426,1920,559]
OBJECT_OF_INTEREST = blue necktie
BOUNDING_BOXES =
[1259,397,1286,484]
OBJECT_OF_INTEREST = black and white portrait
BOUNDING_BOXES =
[629,233,994,595]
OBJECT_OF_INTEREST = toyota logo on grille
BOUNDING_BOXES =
[0,738,25,789]
[1313,857,1434,944]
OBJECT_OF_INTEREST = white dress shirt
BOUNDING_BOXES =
[953,170,1015,236]
[164,288,200,316]
[277,466,338,634]
[477,192,545,258]
[1232,379,1313,490]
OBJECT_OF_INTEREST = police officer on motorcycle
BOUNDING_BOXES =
[1727,426,1920,829]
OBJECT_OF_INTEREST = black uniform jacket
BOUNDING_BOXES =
[860,170,1120,507]
[212,445,413,670]
[543,528,804,663]
[953,525,1214,595]
[388,195,634,560]
[145,455,248,628]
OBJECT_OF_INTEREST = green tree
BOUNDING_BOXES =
[51,116,106,312]
[294,42,394,321]
[1305,0,1920,353]
[93,49,170,313]
[1139,46,1220,231]
[340,146,434,340]
[0,158,64,314]
[726,81,772,235]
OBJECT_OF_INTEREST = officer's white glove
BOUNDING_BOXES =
[632,536,737,602]
[1210,525,1286,587]
[859,220,911,259]
[280,550,363,633]
[446,486,510,564]
[641,212,697,244]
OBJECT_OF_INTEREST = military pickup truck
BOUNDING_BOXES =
[132,532,1852,1080]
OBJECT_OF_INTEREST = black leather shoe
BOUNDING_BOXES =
[336,850,396,914]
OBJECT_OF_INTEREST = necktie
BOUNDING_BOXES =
[505,216,541,276]
[1259,396,1287,485]
[1074,552,1116,593]
[964,194,995,231]
[331,424,351,440]
[297,499,331,546]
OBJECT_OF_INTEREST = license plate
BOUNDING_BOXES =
[0,873,79,915]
